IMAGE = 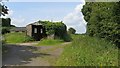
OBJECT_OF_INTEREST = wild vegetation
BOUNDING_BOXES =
[68,27,76,34]
[1,1,119,66]
[82,2,120,47]
[36,20,72,42]
[1,3,11,54]
[55,2,119,66]
[4,32,34,43]
[0,3,9,16]
[37,39,64,46]
[55,34,118,66]
[1,18,15,34]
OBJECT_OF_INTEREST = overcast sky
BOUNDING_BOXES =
[3,0,87,34]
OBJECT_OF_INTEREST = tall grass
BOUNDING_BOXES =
[4,32,34,43]
[55,35,118,66]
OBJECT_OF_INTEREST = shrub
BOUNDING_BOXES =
[2,27,10,34]
[24,35,35,42]
[68,27,76,34]
[62,33,72,42]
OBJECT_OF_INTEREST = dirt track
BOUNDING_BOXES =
[2,42,71,66]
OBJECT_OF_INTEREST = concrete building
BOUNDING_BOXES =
[26,22,46,41]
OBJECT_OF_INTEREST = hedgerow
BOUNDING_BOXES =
[82,2,120,47]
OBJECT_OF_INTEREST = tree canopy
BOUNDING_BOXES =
[0,3,9,16]
[68,27,76,34]
[1,18,11,34]
[82,2,120,47]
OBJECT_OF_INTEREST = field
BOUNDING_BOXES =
[55,34,118,66]
[4,32,34,43]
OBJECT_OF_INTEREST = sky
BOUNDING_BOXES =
[2,0,87,34]
[7,0,85,2]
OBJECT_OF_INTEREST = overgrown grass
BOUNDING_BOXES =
[55,35,118,66]
[37,39,64,46]
[4,32,34,43]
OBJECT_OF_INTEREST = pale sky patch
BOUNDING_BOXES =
[63,3,87,34]
[11,17,25,27]
[8,0,84,2]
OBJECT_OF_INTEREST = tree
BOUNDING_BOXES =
[1,18,11,34]
[68,27,76,34]
[2,18,11,26]
[82,2,120,47]
[0,3,9,16]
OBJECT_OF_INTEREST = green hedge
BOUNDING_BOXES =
[82,2,120,47]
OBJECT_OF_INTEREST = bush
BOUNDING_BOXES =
[68,27,76,34]
[62,34,72,42]
[24,35,35,42]
[2,27,10,34]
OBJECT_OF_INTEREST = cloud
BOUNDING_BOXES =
[11,17,26,27]
[63,3,87,34]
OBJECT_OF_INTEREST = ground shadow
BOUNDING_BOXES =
[2,44,51,66]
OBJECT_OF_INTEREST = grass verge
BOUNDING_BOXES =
[37,39,64,46]
[55,35,118,66]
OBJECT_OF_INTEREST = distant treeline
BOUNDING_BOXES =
[82,2,120,47]
[1,18,15,34]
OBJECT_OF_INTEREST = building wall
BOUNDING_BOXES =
[26,25,32,37]
[26,24,46,41]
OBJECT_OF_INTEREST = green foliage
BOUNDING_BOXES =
[24,35,35,42]
[4,32,34,43]
[68,27,76,34]
[37,20,71,42]
[55,35,118,66]
[82,2,120,47]
[37,38,64,46]
[60,33,72,42]
[2,18,11,27]
[1,18,14,34]
[0,3,9,16]
[2,27,10,34]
